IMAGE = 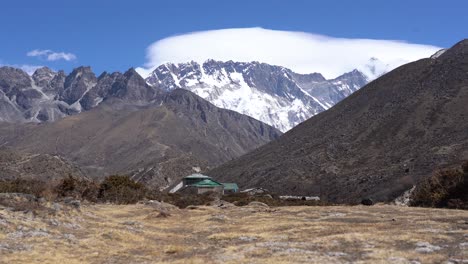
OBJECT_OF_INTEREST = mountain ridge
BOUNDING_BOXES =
[0,65,163,123]
[145,60,369,131]
[1,61,369,132]
[0,80,282,189]
[208,40,468,203]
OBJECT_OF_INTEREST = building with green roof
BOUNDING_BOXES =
[169,173,238,195]
[222,183,239,194]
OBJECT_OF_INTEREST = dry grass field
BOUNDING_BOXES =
[1,201,467,263]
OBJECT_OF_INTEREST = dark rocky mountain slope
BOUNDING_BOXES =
[0,148,87,183]
[1,62,369,133]
[0,87,281,189]
[209,40,468,203]
[0,66,162,123]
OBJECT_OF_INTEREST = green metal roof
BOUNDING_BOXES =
[222,183,239,190]
[190,179,223,187]
[184,173,211,179]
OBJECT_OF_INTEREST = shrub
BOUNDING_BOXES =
[98,175,147,204]
[146,191,216,208]
[410,162,468,209]
[0,179,49,212]
[0,193,46,212]
[54,176,99,202]
[463,161,468,174]
[0,178,47,198]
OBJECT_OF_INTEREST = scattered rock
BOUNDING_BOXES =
[363,243,375,249]
[141,200,180,218]
[279,195,320,201]
[393,186,416,206]
[52,203,62,213]
[0,243,33,252]
[388,257,421,264]
[120,220,143,232]
[63,198,81,209]
[361,198,374,206]
[101,232,113,239]
[144,209,172,219]
[208,199,235,208]
[8,229,49,239]
[141,200,179,212]
[48,219,60,226]
[240,188,269,196]
[446,258,468,264]
[415,242,441,253]
[121,221,140,226]
[156,211,171,218]
[16,225,28,231]
[326,212,347,217]
[62,222,82,230]
[238,236,257,242]
[0,218,9,227]
[0,193,45,212]
[23,210,35,220]
[218,201,236,209]
[248,201,269,208]
[63,233,76,242]
[208,214,228,222]
[256,241,291,248]
[0,193,37,203]
[420,228,443,233]
[326,252,348,257]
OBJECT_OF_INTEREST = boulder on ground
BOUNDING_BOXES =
[248,201,269,208]
[140,200,179,212]
[208,199,236,208]
[241,188,269,196]
[63,197,81,209]
[361,198,374,206]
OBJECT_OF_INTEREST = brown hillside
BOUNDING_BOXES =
[0,89,281,188]
[209,40,468,203]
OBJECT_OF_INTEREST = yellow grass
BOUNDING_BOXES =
[0,203,467,263]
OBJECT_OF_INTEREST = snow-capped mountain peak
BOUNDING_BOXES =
[146,60,369,131]
[1,61,371,132]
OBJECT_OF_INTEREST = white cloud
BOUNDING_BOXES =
[27,49,77,61]
[137,27,441,79]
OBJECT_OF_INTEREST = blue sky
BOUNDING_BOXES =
[1,0,466,75]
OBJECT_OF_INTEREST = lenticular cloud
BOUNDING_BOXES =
[137,27,441,79]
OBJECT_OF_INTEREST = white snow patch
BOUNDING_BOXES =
[430,49,447,59]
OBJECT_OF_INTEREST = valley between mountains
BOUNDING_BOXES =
[0,40,467,205]
[2,2,468,264]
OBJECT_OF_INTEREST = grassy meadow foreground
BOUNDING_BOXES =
[1,201,467,264]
